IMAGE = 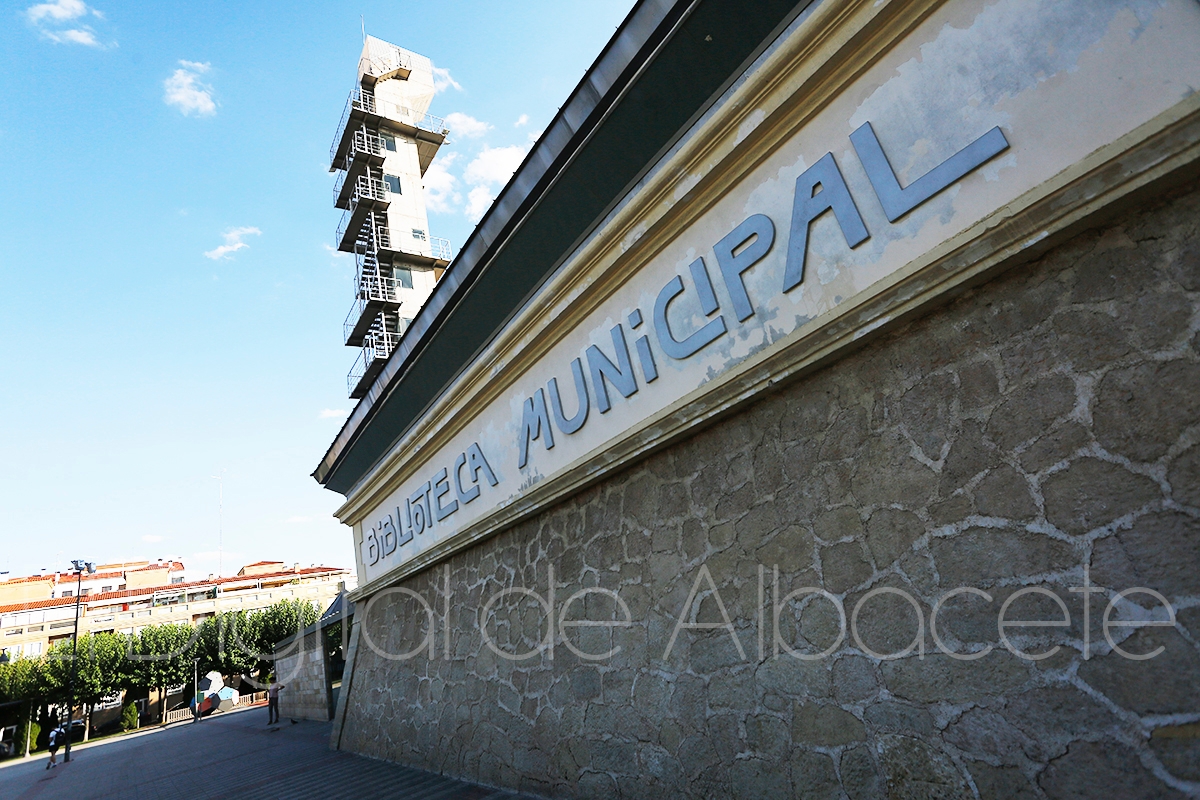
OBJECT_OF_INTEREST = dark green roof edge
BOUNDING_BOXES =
[315,0,809,495]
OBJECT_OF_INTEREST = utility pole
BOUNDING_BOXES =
[193,658,200,723]
[63,559,94,763]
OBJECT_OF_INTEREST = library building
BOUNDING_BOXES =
[314,0,1200,797]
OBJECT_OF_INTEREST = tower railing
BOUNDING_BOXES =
[430,236,452,262]
[329,89,449,164]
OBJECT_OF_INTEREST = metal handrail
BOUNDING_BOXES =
[352,174,387,206]
[330,89,449,164]
[430,236,452,262]
[350,129,385,161]
[359,50,411,80]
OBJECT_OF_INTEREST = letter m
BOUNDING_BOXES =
[518,388,555,468]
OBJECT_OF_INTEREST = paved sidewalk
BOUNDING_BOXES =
[0,707,536,799]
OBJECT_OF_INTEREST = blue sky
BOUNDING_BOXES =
[0,0,634,579]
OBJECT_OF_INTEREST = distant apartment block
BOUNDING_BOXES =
[0,559,351,660]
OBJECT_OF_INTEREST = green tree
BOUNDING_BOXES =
[44,633,132,733]
[194,612,258,679]
[120,702,138,731]
[130,623,197,721]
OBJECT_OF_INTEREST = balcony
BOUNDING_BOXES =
[334,176,389,252]
[343,274,403,346]
[347,320,410,399]
[333,132,386,209]
[431,236,452,263]
[329,89,449,173]
[359,52,411,88]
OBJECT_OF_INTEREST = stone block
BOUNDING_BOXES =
[1077,628,1200,716]
[966,761,1040,800]
[820,541,872,593]
[1150,724,1200,782]
[1094,360,1200,463]
[882,652,1029,705]
[986,375,1075,451]
[789,750,840,800]
[840,745,881,800]
[790,701,865,746]
[931,527,1074,588]
[865,508,925,567]
[1041,458,1160,535]
[877,734,972,800]
[1091,511,1200,599]
[1168,444,1200,508]
[973,466,1037,520]
[1038,741,1186,799]
[863,700,934,737]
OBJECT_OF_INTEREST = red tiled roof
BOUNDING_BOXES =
[1,575,55,585]
[0,566,347,616]
[241,561,285,568]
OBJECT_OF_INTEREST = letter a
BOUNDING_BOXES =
[783,153,869,293]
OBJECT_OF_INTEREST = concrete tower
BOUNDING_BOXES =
[330,36,451,398]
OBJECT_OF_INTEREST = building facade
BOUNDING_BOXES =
[316,1,1200,797]
[331,36,451,399]
[0,560,350,662]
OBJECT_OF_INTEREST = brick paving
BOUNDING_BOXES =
[0,707,536,800]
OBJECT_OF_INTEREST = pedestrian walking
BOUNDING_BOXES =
[267,678,285,725]
[46,723,66,769]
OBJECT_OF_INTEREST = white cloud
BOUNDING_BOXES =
[204,226,260,260]
[26,0,107,46]
[164,61,216,116]
[445,112,491,139]
[141,534,164,543]
[26,0,87,23]
[465,186,494,222]
[423,153,461,214]
[318,409,347,419]
[432,65,462,94]
[514,114,529,128]
[463,145,527,188]
[44,27,99,46]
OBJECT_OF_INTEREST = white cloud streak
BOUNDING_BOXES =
[445,112,491,139]
[465,186,494,222]
[204,226,260,260]
[514,114,529,128]
[318,409,347,419]
[26,0,87,23]
[463,145,527,188]
[164,61,216,116]
[423,152,461,214]
[432,65,462,94]
[26,0,107,46]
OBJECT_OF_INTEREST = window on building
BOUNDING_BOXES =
[170,577,184,585]
[382,134,397,152]
[101,585,112,593]
[383,174,402,194]
[412,228,426,241]
[62,590,73,598]
[27,642,41,656]
[394,266,413,289]
[80,588,90,596]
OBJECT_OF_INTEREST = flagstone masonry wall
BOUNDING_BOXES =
[339,181,1200,799]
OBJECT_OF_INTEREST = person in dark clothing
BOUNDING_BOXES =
[267,678,285,725]
[46,724,66,769]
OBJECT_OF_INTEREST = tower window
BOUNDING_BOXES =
[382,134,397,152]
[384,174,402,194]
[394,267,413,289]
[412,229,426,241]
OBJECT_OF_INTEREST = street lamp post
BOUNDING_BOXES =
[193,658,200,723]
[63,559,95,764]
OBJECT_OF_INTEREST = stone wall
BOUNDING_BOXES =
[339,182,1200,798]
[276,628,333,722]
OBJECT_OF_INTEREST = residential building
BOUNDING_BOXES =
[0,560,351,661]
